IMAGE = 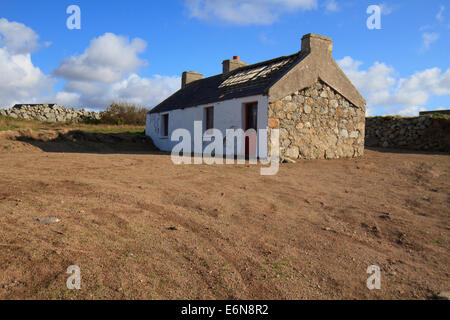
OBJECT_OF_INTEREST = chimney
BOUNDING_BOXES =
[222,56,248,74]
[301,33,333,56]
[182,71,203,89]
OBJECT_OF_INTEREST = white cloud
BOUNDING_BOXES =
[324,0,339,12]
[436,5,445,22]
[395,68,450,97]
[0,18,41,55]
[57,74,180,108]
[338,56,450,116]
[0,49,55,107]
[53,32,180,109]
[185,0,318,25]
[54,33,147,83]
[397,105,423,117]
[421,32,439,51]
[0,18,54,107]
[54,91,81,107]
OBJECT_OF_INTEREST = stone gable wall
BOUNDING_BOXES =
[268,80,366,161]
[0,104,101,123]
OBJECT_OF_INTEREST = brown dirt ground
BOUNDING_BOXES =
[0,129,449,300]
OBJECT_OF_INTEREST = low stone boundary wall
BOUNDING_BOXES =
[365,116,450,152]
[0,104,101,123]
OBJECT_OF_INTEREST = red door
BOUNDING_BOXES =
[245,102,258,157]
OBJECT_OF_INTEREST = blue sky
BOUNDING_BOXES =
[0,0,449,115]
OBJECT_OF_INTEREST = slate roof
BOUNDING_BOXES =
[149,52,307,114]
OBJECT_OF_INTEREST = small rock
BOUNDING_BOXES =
[285,146,299,160]
[303,105,312,114]
[282,158,296,164]
[36,218,60,223]
[397,233,407,244]
[372,225,380,233]
[436,291,450,300]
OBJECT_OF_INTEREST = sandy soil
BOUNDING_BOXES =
[0,129,449,299]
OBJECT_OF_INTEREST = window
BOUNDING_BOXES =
[161,114,169,137]
[205,107,214,131]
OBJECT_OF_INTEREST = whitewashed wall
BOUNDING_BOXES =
[146,95,269,158]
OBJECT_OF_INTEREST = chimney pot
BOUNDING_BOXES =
[233,56,240,60]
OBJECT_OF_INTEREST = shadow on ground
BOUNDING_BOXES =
[15,129,165,155]
[365,147,450,156]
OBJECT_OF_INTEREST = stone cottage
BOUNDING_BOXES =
[146,33,366,160]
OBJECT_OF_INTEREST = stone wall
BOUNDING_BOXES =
[420,110,450,116]
[268,80,366,161]
[365,116,450,152]
[0,104,101,123]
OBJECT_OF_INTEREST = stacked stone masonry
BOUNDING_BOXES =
[365,116,450,152]
[0,104,101,123]
[268,80,366,160]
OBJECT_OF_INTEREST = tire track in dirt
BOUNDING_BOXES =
[135,199,282,299]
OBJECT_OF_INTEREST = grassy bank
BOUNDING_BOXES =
[0,115,145,134]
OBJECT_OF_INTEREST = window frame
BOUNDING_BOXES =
[204,106,214,133]
[161,113,169,138]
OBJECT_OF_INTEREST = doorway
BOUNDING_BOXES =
[244,102,258,157]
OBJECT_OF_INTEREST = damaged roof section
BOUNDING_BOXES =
[219,54,299,90]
